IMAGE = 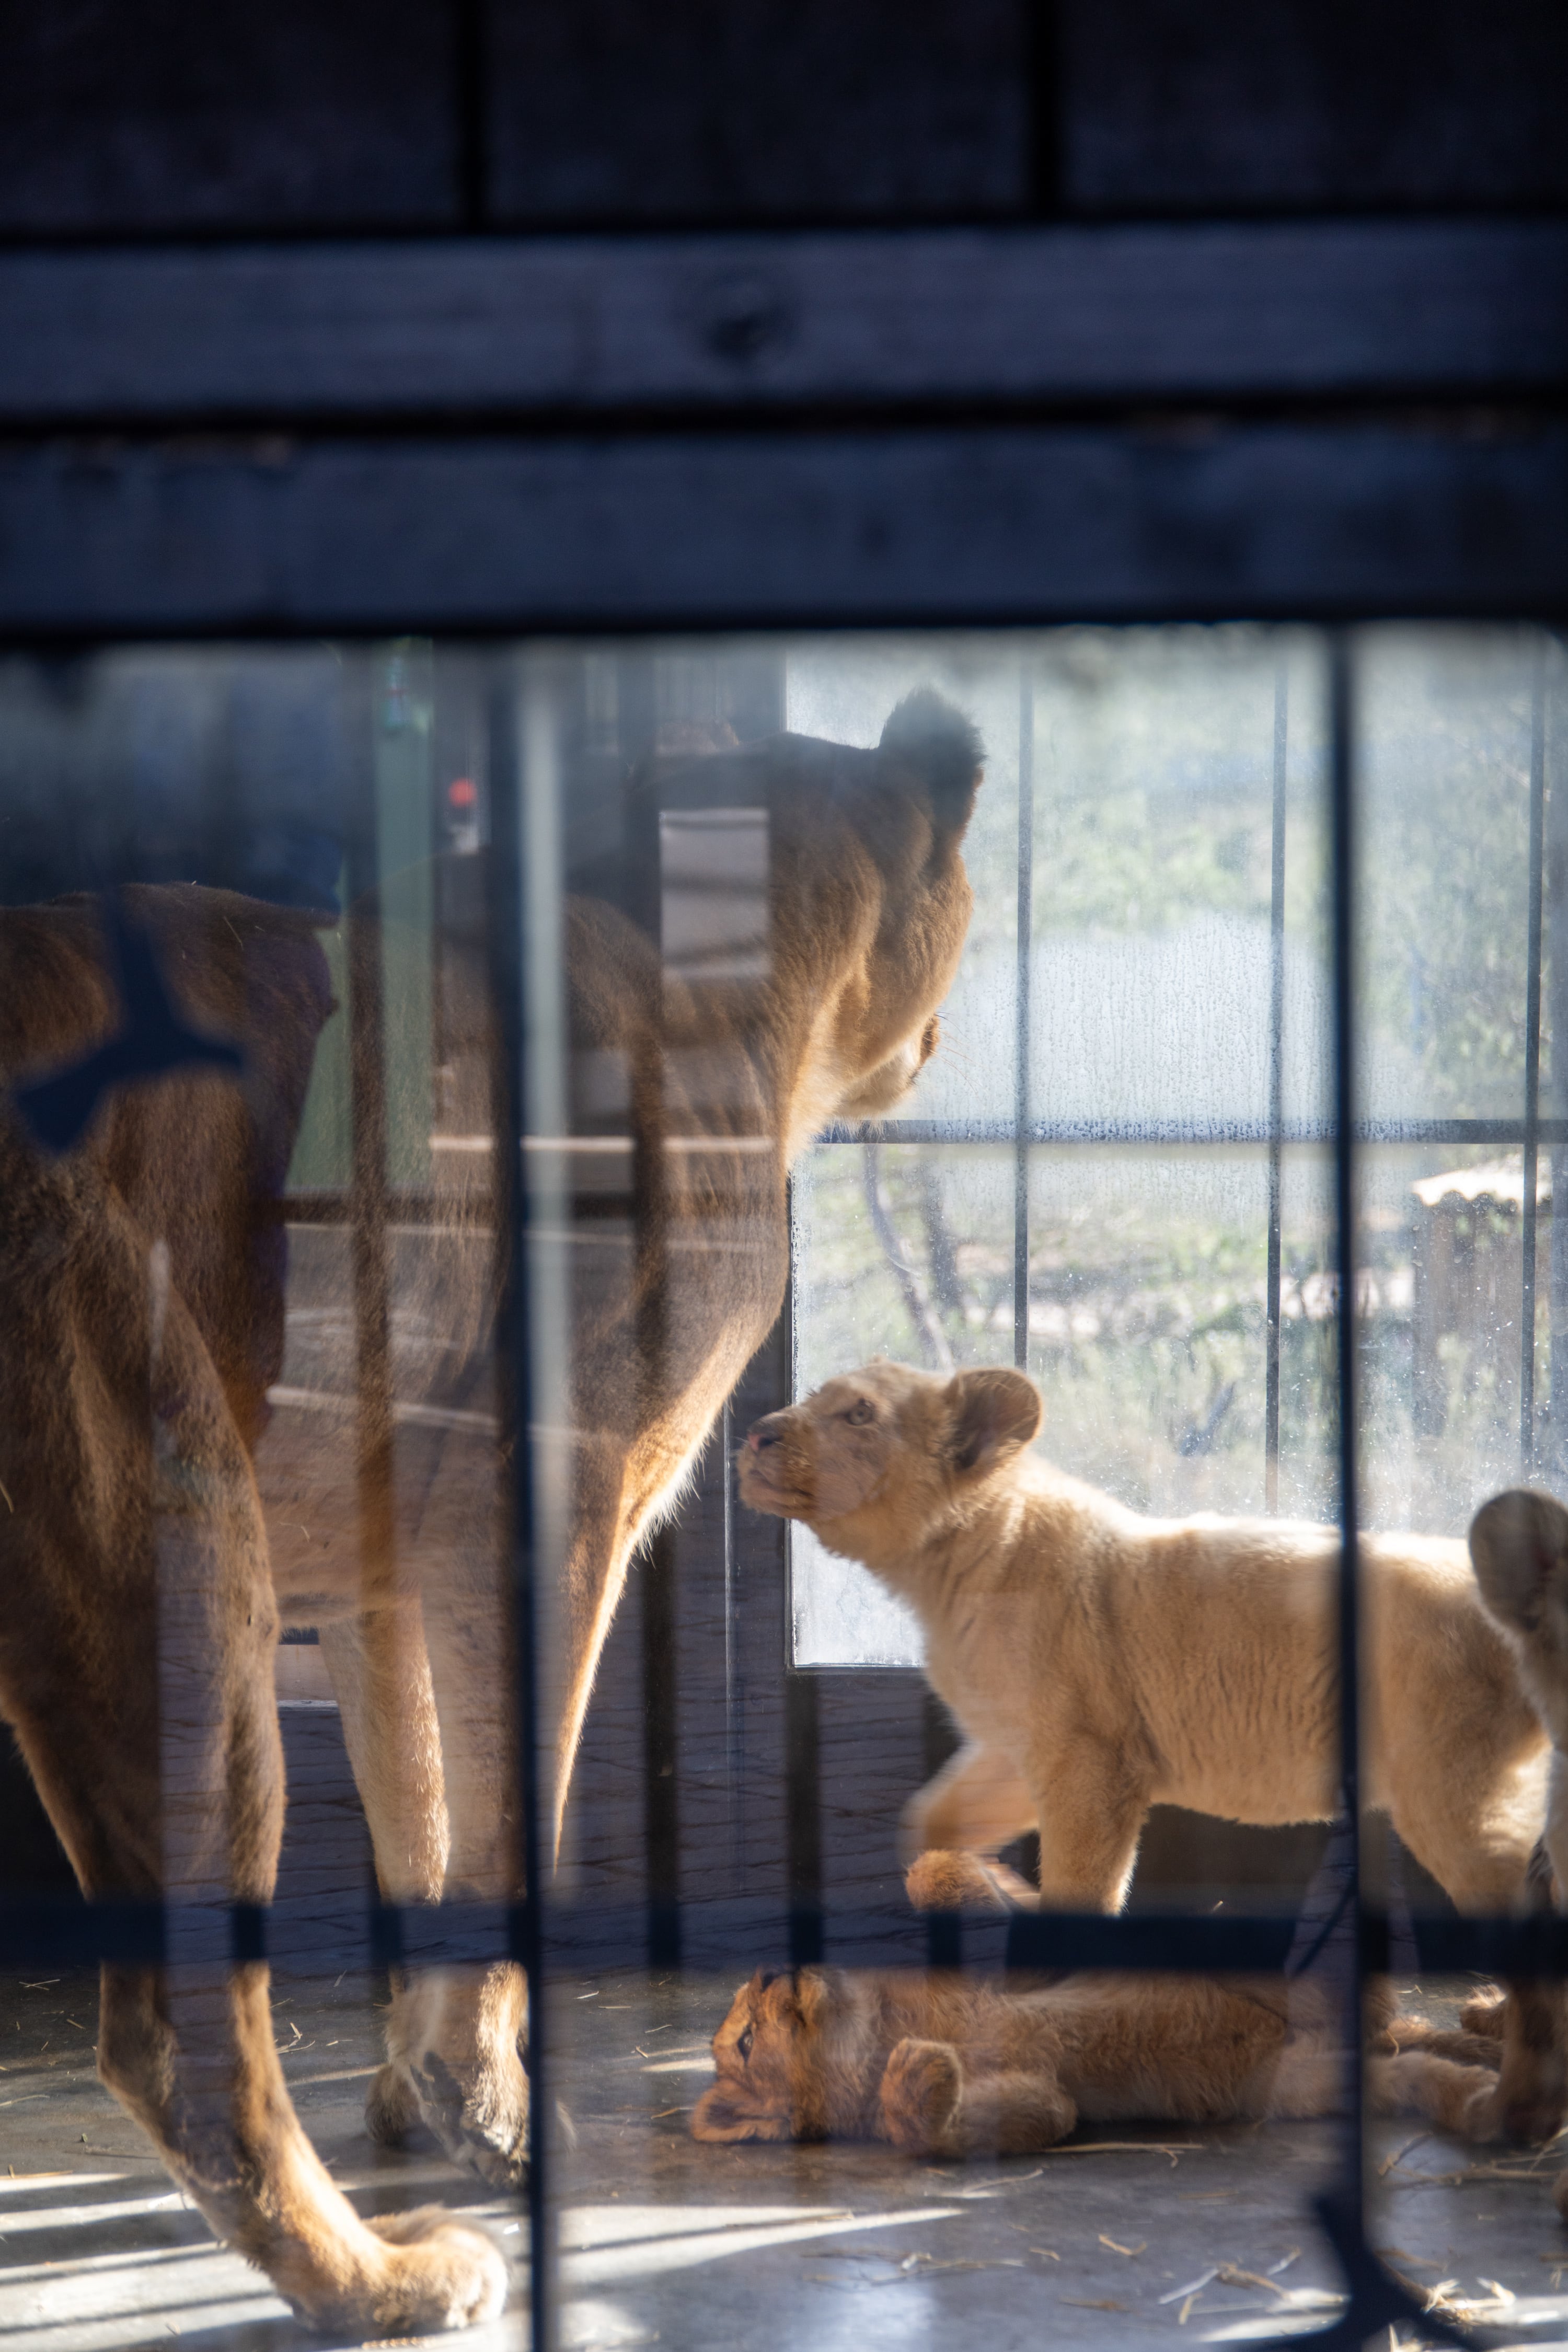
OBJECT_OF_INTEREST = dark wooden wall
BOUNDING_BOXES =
[1,1,1562,239]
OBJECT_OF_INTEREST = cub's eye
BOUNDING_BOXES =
[844,1399,875,1426]
[737,2026,754,2062]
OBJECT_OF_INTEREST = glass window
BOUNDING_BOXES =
[3,627,1565,2350]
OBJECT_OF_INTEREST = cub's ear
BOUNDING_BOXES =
[691,2085,791,2143]
[879,690,985,835]
[793,1967,844,2030]
[946,1367,1042,1479]
[1470,1489,1568,1636]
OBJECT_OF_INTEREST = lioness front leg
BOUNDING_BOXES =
[398,1532,532,2188]
[879,2038,1076,2155]
[317,1601,451,2153]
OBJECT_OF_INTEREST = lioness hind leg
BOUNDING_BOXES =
[98,1965,507,2331]
[0,1171,507,2334]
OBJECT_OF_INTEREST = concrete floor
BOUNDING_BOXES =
[5,1966,1568,2351]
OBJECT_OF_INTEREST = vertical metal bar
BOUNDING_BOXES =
[1265,657,1288,1513]
[1522,640,1548,1477]
[783,1172,823,1961]
[487,653,554,2352]
[1328,631,1366,2241]
[1013,655,1035,1372]
[642,1526,682,1966]
[342,654,402,1972]
[723,1393,744,1876]
[1550,638,1568,1484]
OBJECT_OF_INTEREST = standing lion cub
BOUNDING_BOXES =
[739,1359,1548,1916]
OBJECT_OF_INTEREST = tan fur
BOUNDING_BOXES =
[741,1361,1549,1917]
[1468,1489,1568,2193]
[0,697,982,2327]
[741,1364,1566,2154]
[691,1859,1503,2154]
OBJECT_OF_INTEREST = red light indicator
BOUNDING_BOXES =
[448,777,478,809]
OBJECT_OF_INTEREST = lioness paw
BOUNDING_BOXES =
[881,2035,964,2153]
[345,2210,509,2332]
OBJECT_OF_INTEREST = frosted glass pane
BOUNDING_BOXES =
[789,1523,924,1668]
[1357,627,1556,1123]
[1029,626,1330,1134]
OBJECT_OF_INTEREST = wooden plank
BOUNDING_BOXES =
[0,421,1564,633]
[485,0,1030,224]
[0,0,462,236]
[0,221,1562,423]
[1061,0,1568,214]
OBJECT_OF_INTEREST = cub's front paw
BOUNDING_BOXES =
[1461,1986,1509,2038]
[904,1849,1035,1913]
[881,2036,964,2154]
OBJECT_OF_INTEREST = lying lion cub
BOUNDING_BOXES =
[740,1359,1548,1915]
[691,1860,1503,2152]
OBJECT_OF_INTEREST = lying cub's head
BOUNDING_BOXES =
[690,1967,853,2143]
[739,1359,1042,1557]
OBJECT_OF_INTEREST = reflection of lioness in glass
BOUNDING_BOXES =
[740,1359,1558,2140]
[691,1885,1506,2152]
[0,693,985,2336]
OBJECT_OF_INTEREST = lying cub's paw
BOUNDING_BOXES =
[1461,1987,1509,2038]
[881,2036,964,2154]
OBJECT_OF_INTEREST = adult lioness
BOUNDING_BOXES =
[0,693,983,2333]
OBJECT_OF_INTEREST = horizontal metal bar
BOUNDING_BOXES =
[821,1116,1568,1148]
[10,1896,1558,1979]
[0,221,1563,426]
[2,421,1566,635]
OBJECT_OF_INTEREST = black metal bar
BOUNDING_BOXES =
[721,1394,745,1877]
[1523,638,1549,1475]
[1265,655,1288,1511]
[1327,630,1367,2249]
[642,1524,683,1967]
[785,1674,824,1967]
[486,654,554,2352]
[16,1894,1568,1979]
[1013,653,1034,1371]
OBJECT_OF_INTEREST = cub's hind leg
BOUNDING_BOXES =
[879,2038,1076,2156]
